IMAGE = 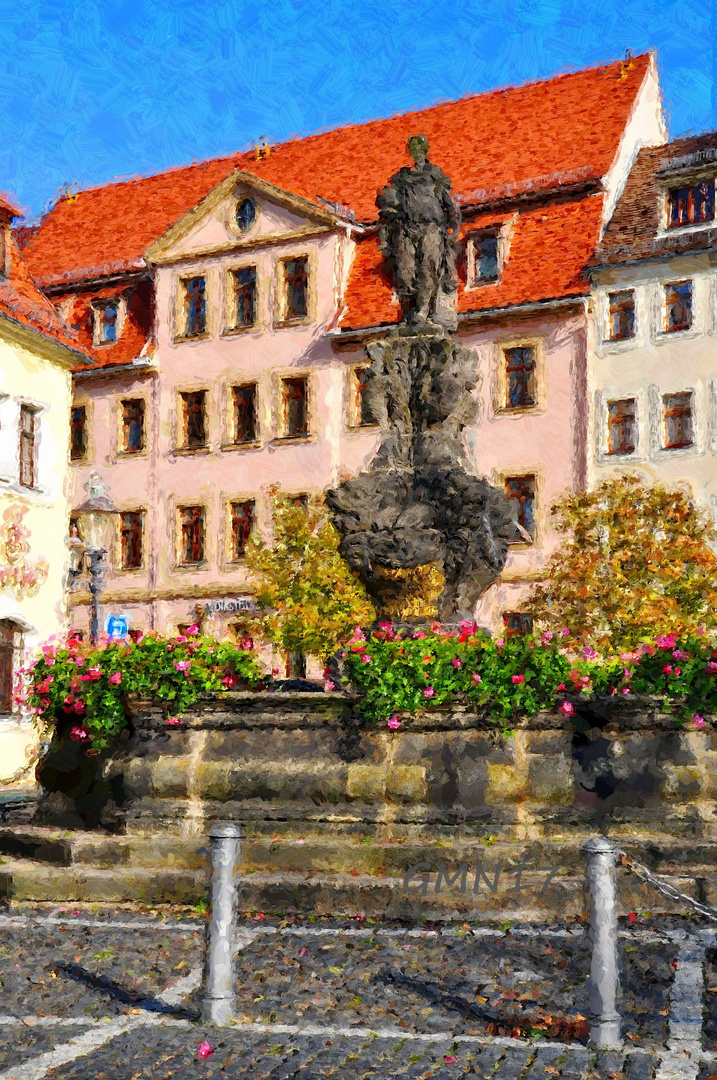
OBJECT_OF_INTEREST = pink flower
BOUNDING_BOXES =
[541,631,553,644]
[174,660,191,674]
[560,627,570,638]
[557,683,567,691]
[69,726,90,742]
[621,687,631,696]
[423,687,435,698]
[619,652,634,661]
[451,657,462,669]
[472,673,482,685]
[673,668,682,677]
[85,667,101,681]
[511,674,524,684]
[656,634,677,649]
[559,701,575,716]
[662,665,673,675]
[166,716,181,726]
[221,676,234,688]
[197,1041,214,1059]
[360,654,372,664]
[672,649,688,660]
[582,647,599,660]
[324,679,336,691]
[378,621,392,631]
[694,715,707,728]
[186,624,200,636]
[387,715,401,730]
[496,638,504,647]
[108,672,122,685]
[445,1056,458,1064]
[73,700,86,713]
[413,631,426,640]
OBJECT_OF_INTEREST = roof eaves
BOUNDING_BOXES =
[34,258,147,290]
[0,308,92,366]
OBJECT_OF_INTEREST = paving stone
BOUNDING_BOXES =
[623,1052,655,1080]
[591,1050,626,1080]
[0,1022,95,1070]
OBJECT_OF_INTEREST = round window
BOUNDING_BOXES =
[235,198,256,232]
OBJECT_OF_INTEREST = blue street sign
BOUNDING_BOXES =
[106,613,129,640]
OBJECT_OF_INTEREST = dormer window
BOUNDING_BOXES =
[668,179,715,227]
[466,230,500,286]
[91,296,123,346]
[99,301,118,343]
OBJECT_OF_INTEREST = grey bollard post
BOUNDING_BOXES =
[582,835,622,1050]
[202,822,242,1024]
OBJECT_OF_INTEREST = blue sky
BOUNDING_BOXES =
[2,0,714,220]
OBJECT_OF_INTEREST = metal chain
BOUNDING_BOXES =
[618,850,717,922]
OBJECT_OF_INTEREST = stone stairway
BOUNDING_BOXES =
[1,814,717,918]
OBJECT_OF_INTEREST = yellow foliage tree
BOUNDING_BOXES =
[530,475,717,648]
[243,488,375,662]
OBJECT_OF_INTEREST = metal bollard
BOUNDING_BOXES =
[582,835,622,1050]
[202,822,242,1024]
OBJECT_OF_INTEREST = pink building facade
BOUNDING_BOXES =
[17,55,665,654]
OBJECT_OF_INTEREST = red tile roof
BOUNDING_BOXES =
[59,279,154,371]
[19,55,651,289]
[340,193,606,330]
[0,234,89,359]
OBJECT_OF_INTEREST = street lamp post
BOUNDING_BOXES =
[68,473,117,645]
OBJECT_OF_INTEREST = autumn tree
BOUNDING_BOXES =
[529,475,717,649]
[242,488,375,662]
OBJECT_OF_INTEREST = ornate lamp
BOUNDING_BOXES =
[69,472,117,644]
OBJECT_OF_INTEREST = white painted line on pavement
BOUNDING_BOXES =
[0,966,203,1080]
[654,934,706,1080]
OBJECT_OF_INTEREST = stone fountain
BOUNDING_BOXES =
[327,135,516,622]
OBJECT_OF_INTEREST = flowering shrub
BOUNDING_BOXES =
[20,630,263,750]
[339,623,717,726]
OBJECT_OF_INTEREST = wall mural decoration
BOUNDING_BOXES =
[0,505,48,599]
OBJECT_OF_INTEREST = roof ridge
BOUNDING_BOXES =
[27,53,650,209]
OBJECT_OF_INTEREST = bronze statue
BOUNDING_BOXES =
[377,134,460,327]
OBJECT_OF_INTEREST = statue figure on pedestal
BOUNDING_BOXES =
[327,138,516,623]
[377,134,460,329]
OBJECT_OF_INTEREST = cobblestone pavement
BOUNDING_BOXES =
[0,907,713,1079]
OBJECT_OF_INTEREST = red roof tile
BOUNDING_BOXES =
[57,279,154,371]
[0,234,89,359]
[19,55,650,288]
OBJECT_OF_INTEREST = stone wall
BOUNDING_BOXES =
[115,692,717,843]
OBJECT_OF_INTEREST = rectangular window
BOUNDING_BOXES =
[180,391,207,449]
[182,276,206,337]
[232,384,257,444]
[282,377,308,437]
[121,399,145,453]
[98,300,118,343]
[19,405,37,488]
[352,366,373,427]
[120,511,143,570]
[179,506,205,564]
[663,391,694,450]
[231,267,256,328]
[505,475,536,543]
[607,291,635,341]
[665,281,693,332]
[502,612,533,637]
[668,180,715,227]
[504,346,536,409]
[607,399,637,455]
[468,232,499,285]
[283,256,308,321]
[70,405,87,462]
[230,500,255,560]
[0,622,17,713]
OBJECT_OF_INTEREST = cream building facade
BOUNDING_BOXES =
[0,197,87,780]
[588,133,717,516]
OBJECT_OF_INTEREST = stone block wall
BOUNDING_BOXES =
[113,692,717,842]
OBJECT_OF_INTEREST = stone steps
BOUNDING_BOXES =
[0,857,205,904]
